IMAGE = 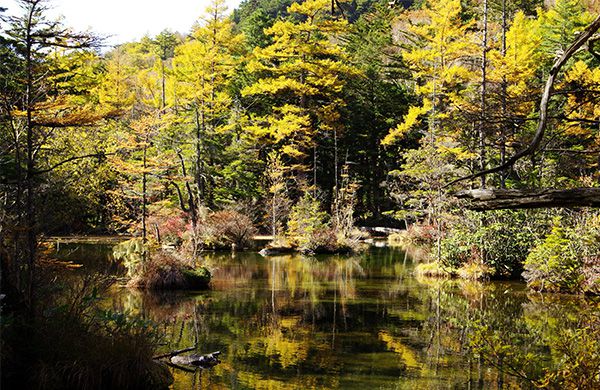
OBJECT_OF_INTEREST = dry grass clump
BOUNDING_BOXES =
[389,225,437,247]
[127,252,210,290]
[414,261,453,278]
[196,210,257,250]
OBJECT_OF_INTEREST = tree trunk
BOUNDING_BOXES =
[479,0,488,188]
[456,188,600,210]
[500,0,508,188]
[25,4,36,308]
[142,139,148,249]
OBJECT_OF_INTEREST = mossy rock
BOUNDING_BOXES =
[182,266,211,289]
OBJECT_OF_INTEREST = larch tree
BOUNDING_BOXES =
[151,30,179,109]
[487,11,543,184]
[383,0,477,153]
[172,0,244,210]
[242,0,357,193]
[382,0,478,258]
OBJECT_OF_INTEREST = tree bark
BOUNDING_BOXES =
[456,188,600,210]
[500,0,507,188]
[479,0,488,188]
[25,1,37,308]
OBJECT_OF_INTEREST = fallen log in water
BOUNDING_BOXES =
[153,346,196,360]
[154,346,221,370]
[455,188,600,210]
[170,351,221,368]
[259,246,296,256]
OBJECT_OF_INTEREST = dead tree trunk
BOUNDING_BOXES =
[456,188,600,210]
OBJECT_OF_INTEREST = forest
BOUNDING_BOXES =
[1,0,600,388]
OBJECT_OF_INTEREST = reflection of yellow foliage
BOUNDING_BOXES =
[386,309,427,322]
[234,370,326,390]
[280,316,300,329]
[266,255,363,304]
[242,315,310,369]
[265,327,309,369]
[378,330,421,369]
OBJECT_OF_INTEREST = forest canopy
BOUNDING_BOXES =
[1,0,600,287]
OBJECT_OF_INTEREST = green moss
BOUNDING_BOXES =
[182,266,211,289]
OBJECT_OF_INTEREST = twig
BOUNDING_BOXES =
[152,345,196,360]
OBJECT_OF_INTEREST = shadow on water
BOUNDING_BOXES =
[56,243,599,389]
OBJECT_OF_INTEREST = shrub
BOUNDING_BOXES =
[574,214,600,295]
[441,210,547,278]
[287,193,329,251]
[306,227,355,254]
[196,210,257,250]
[285,193,359,255]
[145,201,187,246]
[388,225,437,248]
[524,214,600,294]
[582,256,600,295]
[523,221,583,293]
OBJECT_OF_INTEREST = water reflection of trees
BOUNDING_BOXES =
[102,249,599,389]
[397,276,600,389]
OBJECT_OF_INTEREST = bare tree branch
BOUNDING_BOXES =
[31,152,113,175]
[447,15,600,188]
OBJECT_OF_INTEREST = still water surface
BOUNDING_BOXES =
[54,243,592,389]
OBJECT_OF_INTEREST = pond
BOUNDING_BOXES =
[52,242,598,389]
